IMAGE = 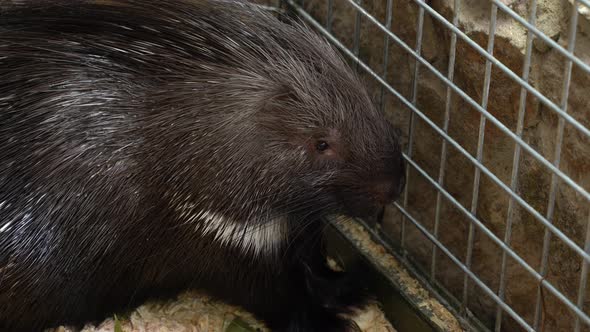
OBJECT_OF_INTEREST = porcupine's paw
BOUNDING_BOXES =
[316,268,373,313]
[279,265,373,331]
[302,256,374,317]
[272,306,362,332]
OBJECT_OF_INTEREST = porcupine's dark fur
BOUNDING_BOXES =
[0,1,406,331]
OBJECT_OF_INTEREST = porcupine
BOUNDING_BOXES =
[0,1,406,331]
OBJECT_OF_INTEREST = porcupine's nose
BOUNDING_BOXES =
[370,153,406,207]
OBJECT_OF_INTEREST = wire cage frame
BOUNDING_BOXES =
[255,1,590,332]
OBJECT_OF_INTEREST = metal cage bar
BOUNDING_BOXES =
[283,0,590,330]
[431,0,460,283]
[494,0,538,329]
[466,3,498,318]
[575,212,590,331]
[533,2,580,330]
[377,0,394,114]
[400,0,425,255]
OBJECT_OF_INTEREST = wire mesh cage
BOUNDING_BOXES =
[254,1,590,331]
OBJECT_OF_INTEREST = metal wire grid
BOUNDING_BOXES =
[281,0,590,331]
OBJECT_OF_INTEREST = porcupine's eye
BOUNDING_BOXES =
[316,140,330,153]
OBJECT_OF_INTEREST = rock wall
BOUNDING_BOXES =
[282,1,590,331]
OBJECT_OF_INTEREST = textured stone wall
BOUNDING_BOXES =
[287,1,590,331]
